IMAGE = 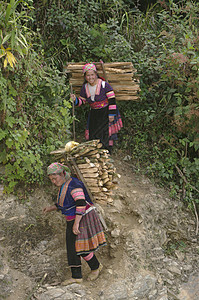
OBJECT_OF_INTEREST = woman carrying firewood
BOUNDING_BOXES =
[43,162,106,285]
[70,63,123,153]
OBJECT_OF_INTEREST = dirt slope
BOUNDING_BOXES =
[0,156,199,300]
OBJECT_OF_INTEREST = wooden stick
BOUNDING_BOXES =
[175,164,199,235]
[70,84,76,141]
[26,273,47,300]
[100,59,108,83]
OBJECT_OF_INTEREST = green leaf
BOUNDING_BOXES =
[5,116,15,128]
[2,33,11,45]
[6,138,13,148]
[5,3,12,23]
[0,129,8,140]
[0,149,7,163]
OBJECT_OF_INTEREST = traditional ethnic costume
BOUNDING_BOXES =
[47,163,106,280]
[75,63,123,152]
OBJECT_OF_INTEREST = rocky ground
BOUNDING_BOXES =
[0,154,199,300]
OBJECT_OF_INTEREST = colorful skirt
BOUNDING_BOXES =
[75,209,106,255]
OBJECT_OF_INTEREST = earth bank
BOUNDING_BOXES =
[0,156,199,300]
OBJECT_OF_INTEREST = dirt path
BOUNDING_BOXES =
[0,156,199,299]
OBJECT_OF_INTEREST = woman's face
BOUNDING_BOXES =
[49,172,66,187]
[85,70,98,86]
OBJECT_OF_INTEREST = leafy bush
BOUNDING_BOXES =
[118,1,199,206]
[0,1,72,192]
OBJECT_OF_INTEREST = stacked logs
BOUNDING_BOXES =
[50,140,120,205]
[64,61,141,101]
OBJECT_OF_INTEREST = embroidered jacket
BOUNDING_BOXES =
[56,177,93,221]
[75,79,117,116]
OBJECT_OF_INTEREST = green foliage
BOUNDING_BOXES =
[0,1,72,193]
[30,0,132,64]
[164,240,187,256]
[0,53,72,192]
[0,0,32,67]
[117,0,199,207]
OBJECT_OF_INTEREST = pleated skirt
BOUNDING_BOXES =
[75,209,106,255]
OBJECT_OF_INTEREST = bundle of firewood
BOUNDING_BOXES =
[64,61,140,101]
[50,140,120,205]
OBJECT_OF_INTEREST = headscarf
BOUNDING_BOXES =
[47,162,70,180]
[83,63,97,74]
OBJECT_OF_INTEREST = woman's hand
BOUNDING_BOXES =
[73,214,82,235]
[43,205,57,214]
[109,116,114,123]
[73,222,80,235]
[70,94,76,102]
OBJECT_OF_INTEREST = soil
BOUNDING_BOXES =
[0,153,199,300]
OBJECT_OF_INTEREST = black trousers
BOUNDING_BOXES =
[66,220,100,279]
[89,106,112,152]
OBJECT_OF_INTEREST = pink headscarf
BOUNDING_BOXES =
[83,63,97,74]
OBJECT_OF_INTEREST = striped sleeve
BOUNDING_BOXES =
[105,83,116,115]
[71,188,86,215]
[75,85,87,106]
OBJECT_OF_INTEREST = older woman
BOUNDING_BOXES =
[43,162,106,285]
[71,63,123,153]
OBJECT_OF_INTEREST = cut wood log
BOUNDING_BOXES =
[101,173,108,180]
[103,178,110,185]
[86,149,99,156]
[83,178,98,183]
[80,167,99,173]
[83,173,99,178]
[50,148,65,155]
[84,181,99,187]
[78,163,96,169]
[88,153,100,159]
[89,187,101,193]
[116,96,139,101]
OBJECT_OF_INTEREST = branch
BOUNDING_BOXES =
[26,273,47,300]
[175,165,199,236]
[175,165,199,193]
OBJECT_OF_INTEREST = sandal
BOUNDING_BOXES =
[87,264,103,281]
[61,278,83,286]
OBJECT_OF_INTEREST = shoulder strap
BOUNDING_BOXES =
[102,81,106,88]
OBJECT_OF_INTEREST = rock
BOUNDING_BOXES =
[111,229,120,238]
[123,155,131,161]
[156,295,168,300]
[164,279,174,286]
[112,200,124,212]
[129,275,157,298]
[167,265,181,276]
[175,250,185,261]
[178,273,199,300]
[160,269,174,280]
[44,287,65,298]
[101,281,128,300]
[183,265,193,272]
[0,274,5,280]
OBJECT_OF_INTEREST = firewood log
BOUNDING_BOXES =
[82,172,99,178]
[78,163,96,169]
[80,167,99,173]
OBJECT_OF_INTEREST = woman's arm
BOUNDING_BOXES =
[104,82,117,122]
[43,205,57,214]
[73,214,82,235]
[71,187,87,235]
